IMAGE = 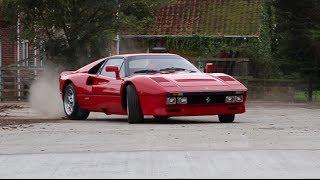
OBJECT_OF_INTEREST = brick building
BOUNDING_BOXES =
[118,0,260,76]
[0,14,38,68]
[0,12,16,67]
[0,10,44,101]
[120,0,261,54]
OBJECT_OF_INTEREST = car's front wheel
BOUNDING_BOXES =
[126,85,144,124]
[63,83,90,120]
[218,115,235,123]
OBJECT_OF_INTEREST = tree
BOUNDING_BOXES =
[3,0,172,68]
[273,0,320,102]
[254,0,276,79]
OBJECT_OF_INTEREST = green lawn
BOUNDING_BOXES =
[294,91,320,103]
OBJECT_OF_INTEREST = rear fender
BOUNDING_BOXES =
[59,73,93,106]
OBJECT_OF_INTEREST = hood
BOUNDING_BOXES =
[146,73,247,92]
[149,73,227,87]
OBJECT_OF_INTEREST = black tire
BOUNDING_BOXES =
[218,115,235,123]
[126,85,144,124]
[63,83,90,120]
[154,116,170,121]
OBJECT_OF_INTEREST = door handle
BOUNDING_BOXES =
[97,80,110,85]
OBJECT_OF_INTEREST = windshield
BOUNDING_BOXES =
[128,55,200,76]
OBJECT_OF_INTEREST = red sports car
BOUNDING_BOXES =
[59,53,247,123]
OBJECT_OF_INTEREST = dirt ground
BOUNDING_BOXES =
[0,102,62,127]
[0,101,319,178]
[0,101,319,127]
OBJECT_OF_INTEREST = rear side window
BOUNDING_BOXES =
[88,60,106,74]
[100,58,125,78]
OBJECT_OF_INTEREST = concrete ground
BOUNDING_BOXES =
[0,102,320,178]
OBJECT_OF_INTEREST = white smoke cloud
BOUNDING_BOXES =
[28,69,64,119]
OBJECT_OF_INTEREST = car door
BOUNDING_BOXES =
[91,58,125,114]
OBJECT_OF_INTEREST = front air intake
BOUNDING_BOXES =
[175,79,215,82]
[218,76,235,81]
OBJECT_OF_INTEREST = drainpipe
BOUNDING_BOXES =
[17,17,21,101]
[115,34,120,55]
[34,38,38,77]
[0,36,2,101]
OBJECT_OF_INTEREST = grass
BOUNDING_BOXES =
[294,91,320,103]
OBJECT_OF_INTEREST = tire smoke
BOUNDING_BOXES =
[28,69,64,118]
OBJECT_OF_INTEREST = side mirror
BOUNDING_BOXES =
[105,65,120,79]
[205,63,214,73]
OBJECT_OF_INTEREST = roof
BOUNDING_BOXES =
[124,0,262,37]
[77,53,180,73]
[112,53,177,59]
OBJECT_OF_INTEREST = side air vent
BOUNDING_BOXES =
[150,77,170,82]
[218,76,236,81]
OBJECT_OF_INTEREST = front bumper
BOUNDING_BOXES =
[139,93,246,116]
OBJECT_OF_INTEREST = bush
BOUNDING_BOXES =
[294,91,320,103]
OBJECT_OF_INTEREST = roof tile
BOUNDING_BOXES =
[148,0,261,36]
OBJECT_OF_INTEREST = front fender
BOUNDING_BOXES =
[120,75,167,110]
[210,73,248,91]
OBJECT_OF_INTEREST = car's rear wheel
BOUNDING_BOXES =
[63,83,90,120]
[218,115,235,123]
[126,85,144,124]
[154,116,170,121]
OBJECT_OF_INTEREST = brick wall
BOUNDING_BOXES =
[0,27,17,66]
[0,13,45,101]
[0,22,36,67]
[0,13,17,67]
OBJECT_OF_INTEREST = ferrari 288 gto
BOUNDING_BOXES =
[59,53,248,123]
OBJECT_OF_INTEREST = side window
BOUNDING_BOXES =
[120,64,126,77]
[100,58,125,78]
[88,60,106,74]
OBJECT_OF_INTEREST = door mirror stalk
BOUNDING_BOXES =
[105,65,121,79]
